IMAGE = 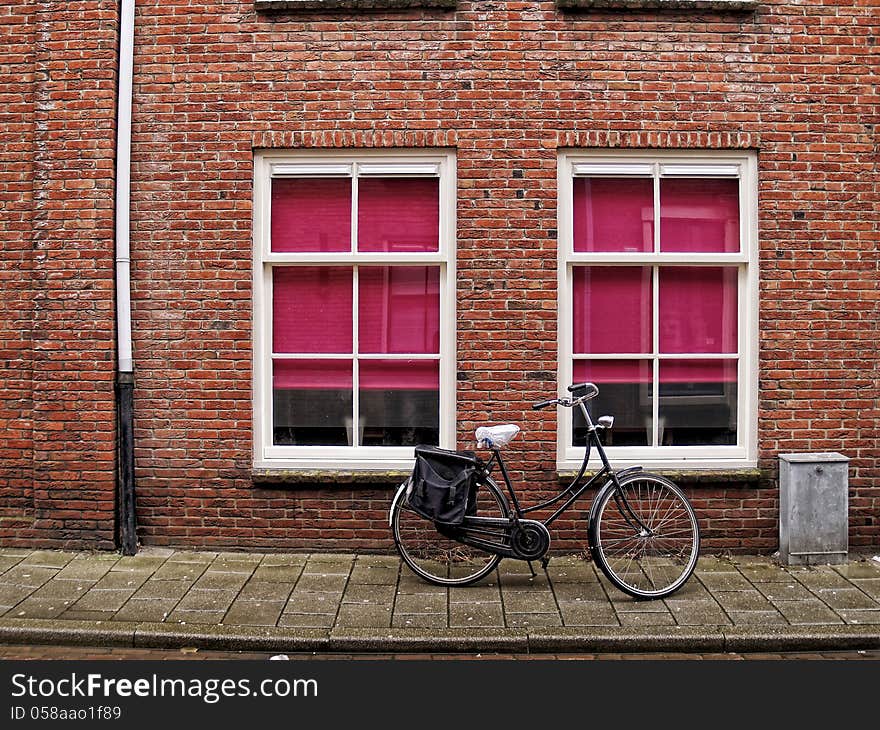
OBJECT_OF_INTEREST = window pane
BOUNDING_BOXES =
[359,266,440,354]
[660,178,739,253]
[273,267,353,354]
[573,177,653,253]
[573,266,652,354]
[572,360,652,447]
[271,178,351,253]
[359,360,439,446]
[659,267,737,354]
[273,360,353,446]
[659,360,737,445]
[358,177,439,252]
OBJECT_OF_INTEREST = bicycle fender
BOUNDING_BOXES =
[587,466,643,527]
[388,481,410,526]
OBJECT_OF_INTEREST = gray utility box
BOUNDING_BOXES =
[779,452,850,566]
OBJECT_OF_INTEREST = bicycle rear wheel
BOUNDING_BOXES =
[392,478,509,587]
[589,473,700,600]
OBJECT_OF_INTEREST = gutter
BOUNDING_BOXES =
[115,0,137,555]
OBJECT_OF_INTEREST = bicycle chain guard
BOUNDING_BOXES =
[510,520,551,561]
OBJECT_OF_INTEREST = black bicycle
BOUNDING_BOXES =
[389,382,700,599]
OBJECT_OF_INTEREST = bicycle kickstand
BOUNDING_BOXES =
[527,561,537,578]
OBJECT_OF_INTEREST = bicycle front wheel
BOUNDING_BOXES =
[589,473,700,600]
[392,478,509,587]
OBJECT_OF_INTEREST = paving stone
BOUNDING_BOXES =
[551,583,610,602]
[164,551,218,564]
[834,562,880,579]
[295,573,348,592]
[450,601,503,627]
[392,613,448,629]
[353,554,400,569]
[111,555,169,573]
[735,564,790,582]
[335,604,392,629]
[192,572,250,591]
[788,567,853,590]
[70,589,138,612]
[59,610,117,622]
[557,601,619,626]
[55,561,113,582]
[223,601,285,626]
[851,579,880,600]
[393,592,446,614]
[696,555,739,571]
[712,590,775,612]
[150,562,208,581]
[666,600,730,626]
[92,571,150,591]
[757,582,815,602]
[727,610,787,626]
[501,589,558,614]
[168,610,227,625]
[8,598,71,619]
[216,552,266,563]
[208,559,260,574]
[449,585,501,603]
[259,554,309,567]
[348,566,400,585]
[696,571,753,591]
[18,551,79,569]
[237,581,295,602]
[0,549,31,557]
[505,612,564,628]
[342,583,396,605]
[113,598,179,623]
[836,609,880,625]
[303,555,355,574]
[175,589,238,612]
[619,611,678,627]
[0,556,25,575]
[3,566,60,587]
[773,600,844,625]
[0,583,33,606]
[497,569,551,589]
[395,571,447,594]
[811,588,880,611]
[132,580,194,601]
[29,580,94,602]
[251,564,305,583]
[612,597,669,613]
[277,613,335,629]
[284,591,340,615]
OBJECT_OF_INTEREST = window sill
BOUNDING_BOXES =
[252,468,410,487]
[557,0,757,12]
[255,0,456,12]
[557,467,763,485]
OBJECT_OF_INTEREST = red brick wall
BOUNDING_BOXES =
[1,1,878,553]
[0,2,119,548]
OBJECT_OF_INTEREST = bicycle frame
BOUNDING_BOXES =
[480,398,648,533]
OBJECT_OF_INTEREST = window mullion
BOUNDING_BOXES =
[652,264,660,448]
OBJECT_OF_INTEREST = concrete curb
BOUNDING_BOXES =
[2,618,879,655]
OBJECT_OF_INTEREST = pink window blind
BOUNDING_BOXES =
[660,178,740,253]
[360,359,439,390]
[273,266,353,354]
[573,266,652,354]
[660,359,737,384]
[273,359,352,390]
[573,177,654,253]
[358,178,439,252]
[659,267,738,354]
[271,178,352,253]
[574,359,652,385]
[359,266,440,354]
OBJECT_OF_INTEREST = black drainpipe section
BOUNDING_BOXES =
[116,372,137,555]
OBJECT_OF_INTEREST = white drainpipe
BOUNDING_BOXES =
[115,0,135,373]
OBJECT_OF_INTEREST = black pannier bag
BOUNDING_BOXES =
[405,445,481,526]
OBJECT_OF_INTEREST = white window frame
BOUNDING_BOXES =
[253,149,457,470]
[557,149,759,470]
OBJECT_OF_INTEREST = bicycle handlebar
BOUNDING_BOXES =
[533,383,600,410]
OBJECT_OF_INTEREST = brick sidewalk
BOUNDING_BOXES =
[1,548,879,653]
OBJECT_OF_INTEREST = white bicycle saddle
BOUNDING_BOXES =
[475,424,521,449]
